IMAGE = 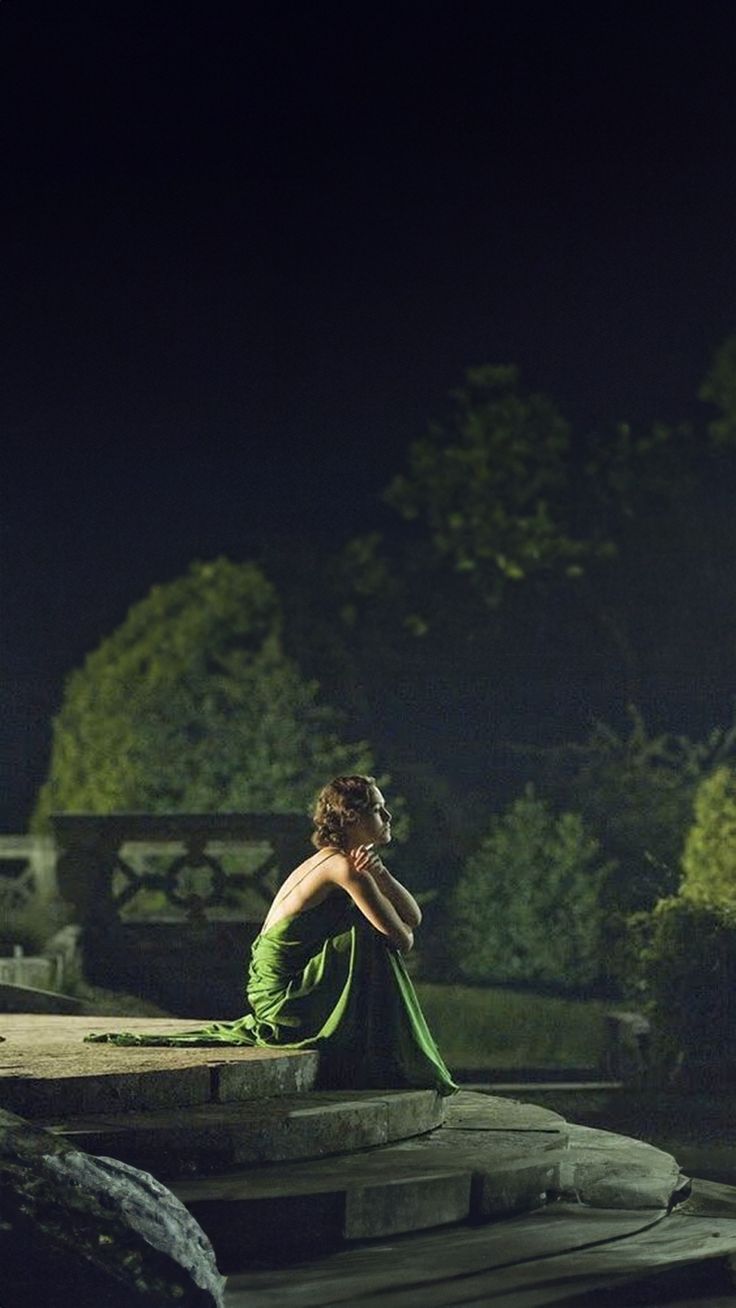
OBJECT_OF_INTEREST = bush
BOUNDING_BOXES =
[449,786,612,991]
[645,895,736,1079]
[536,708,730,914]
[680,765,736,906]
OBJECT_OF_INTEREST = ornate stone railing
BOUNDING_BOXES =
[51,813,307,927]
[50,813,309,1014]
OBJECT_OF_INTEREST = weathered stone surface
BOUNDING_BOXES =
[44,1089,445,1176]
[213,1047,319,1101]
[1,1061,213,1117]
[473,1151,560,1217]
[383,1088,445,1140]
[444,1090,567,1133]
[0,1014,319,1116]
[171,1092,568,1263]
[224,1194,736,1307]
[0,1107,225,1307]
[559,1121,688,1210]
[344,1169,471,1239]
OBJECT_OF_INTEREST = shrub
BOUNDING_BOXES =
[449,786,612,991]
[539,708,732,914]
[645,894,736,1077]
[680,765,736,906]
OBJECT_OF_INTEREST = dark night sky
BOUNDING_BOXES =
[2,2,735,828]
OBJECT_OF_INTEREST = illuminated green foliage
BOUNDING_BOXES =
[383,365,595,606]
[557,709,733,912]
[449,786,612,990]
[33,557,373,826]
[680,765,736,906]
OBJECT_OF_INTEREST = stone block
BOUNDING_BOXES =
[212,1048,319,1100]
[1,1064,212,1118]
[0,1107,225,1307]
[344,1170,472,1239]
[384,1088,445,1139]
[472,1152,561,1218]
[559,1123,685,1210]
[230,1098,389,1164]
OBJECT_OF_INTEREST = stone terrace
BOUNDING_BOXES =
[4,1013,735,1305]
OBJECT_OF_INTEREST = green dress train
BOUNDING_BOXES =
[85,889,458,1096]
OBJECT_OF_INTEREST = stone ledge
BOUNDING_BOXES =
[171,1091,571,1265]
[558,1121,689,1210]
[0,1015,319,1115]
[41,1090,445,1174]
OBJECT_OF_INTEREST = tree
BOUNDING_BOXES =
[449,786,612,991]
[383,365,597,609]
[523,708,736,913]
[33,557,374,826]
[680,765,736,907]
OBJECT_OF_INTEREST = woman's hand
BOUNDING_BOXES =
[351,845,422,931]
[350,844,386,880]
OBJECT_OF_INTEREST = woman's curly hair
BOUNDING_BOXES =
[311,775,377,850]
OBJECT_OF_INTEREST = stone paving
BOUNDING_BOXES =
[224,1182,736,1307]
[1,1014,729,1306]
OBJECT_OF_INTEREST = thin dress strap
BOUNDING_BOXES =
[266,848,341,916]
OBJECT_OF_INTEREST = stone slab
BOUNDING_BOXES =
[344,1170,472,1240]
[171,1092,571,1263]
[444,1091,567,1134]
[168,1094,687,1269]
[0,1014,319,1115]
[0,1108,225,1308]
[42,1090,445,1175]
[559,1121,689,1210]
[223,1196,736,1308]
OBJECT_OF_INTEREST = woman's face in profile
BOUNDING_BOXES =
[350,786,392,848]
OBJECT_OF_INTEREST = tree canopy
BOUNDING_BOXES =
[383,365,595,607]
[33,557,374,826]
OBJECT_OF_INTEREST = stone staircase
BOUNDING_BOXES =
[0,1015,690,1276]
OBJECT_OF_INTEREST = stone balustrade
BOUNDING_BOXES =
[50,812,308,1015]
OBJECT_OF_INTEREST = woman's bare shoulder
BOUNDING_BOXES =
[314,848,352,880]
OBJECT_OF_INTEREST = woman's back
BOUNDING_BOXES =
[260,848,340,936]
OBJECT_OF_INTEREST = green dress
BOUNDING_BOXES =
[85,890,457,1096]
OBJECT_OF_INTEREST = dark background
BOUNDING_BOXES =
[2,2,735,830]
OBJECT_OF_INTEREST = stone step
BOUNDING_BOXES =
[170,1091,571,1268]
[223,1181,736,1308]
[0,1014,318,1116]
[557,1121,691,1210]
[41,1089,445,1176]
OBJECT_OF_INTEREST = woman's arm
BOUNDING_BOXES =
[327,853,414,953]
[351,846,422,929]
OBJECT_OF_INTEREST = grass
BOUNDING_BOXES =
[415,982,611,1071]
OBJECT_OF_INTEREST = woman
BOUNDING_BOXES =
[86,776,457,1096]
